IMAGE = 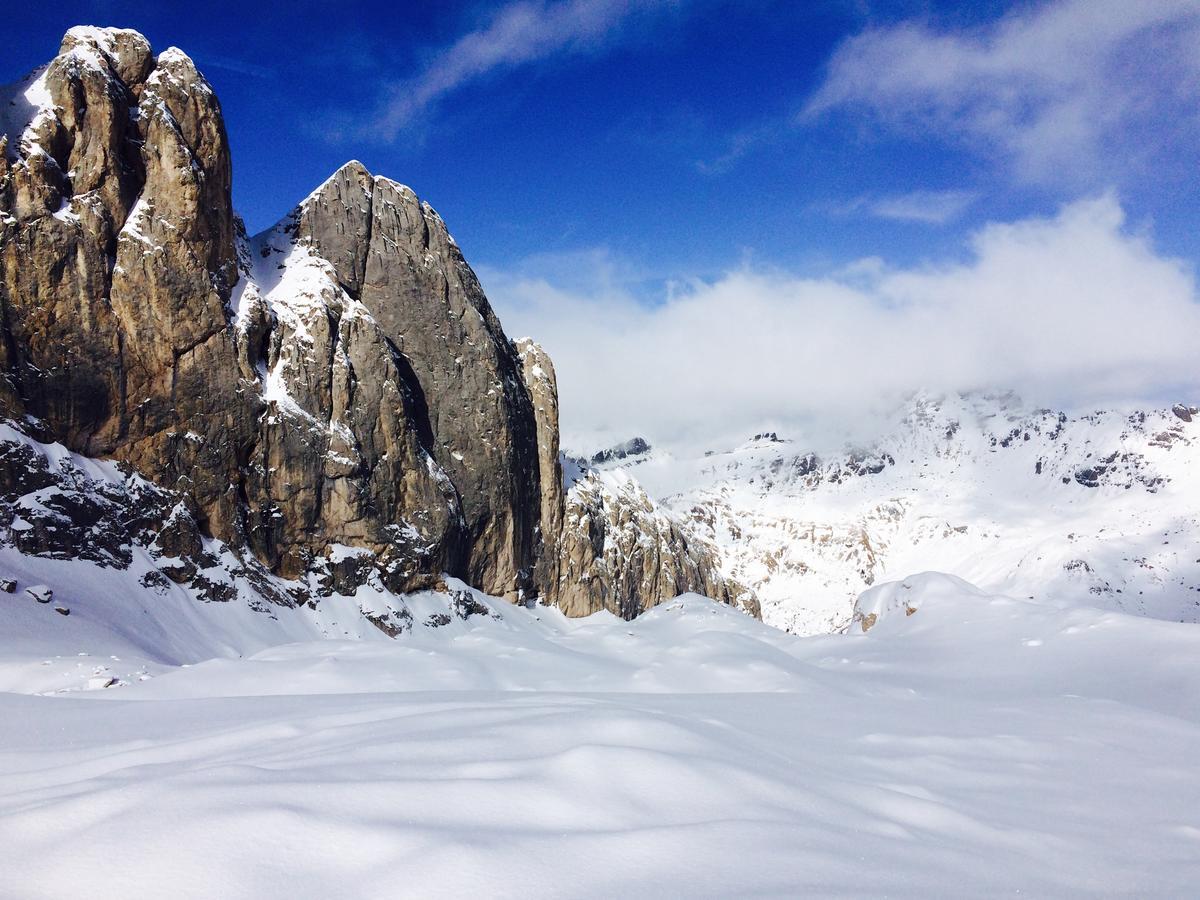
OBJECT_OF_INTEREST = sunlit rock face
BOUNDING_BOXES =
[0,27,746,619]
[0,27,247,543]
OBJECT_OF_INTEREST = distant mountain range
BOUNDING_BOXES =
[585,393,1200,633]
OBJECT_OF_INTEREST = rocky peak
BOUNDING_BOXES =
[591,437,652,465]
[0,27,755,624]
[58,26,153,85]
[291,160,374,294]
[1,26,243,533]
[221,151,549,599]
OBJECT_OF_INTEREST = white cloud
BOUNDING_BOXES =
[483,196,1200,452]
[375,0,670,138]
[867,189,978,224]
[816,189,979,225]
[804,0,1200,184]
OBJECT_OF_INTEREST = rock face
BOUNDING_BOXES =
[0,28,247,547]
[553,471,757,619]
[515,338,564,598]
[277,162,544,596]
[591,437,651,465]
[0,27,750,621]
[224,160,546,599]
[513,339,751,618]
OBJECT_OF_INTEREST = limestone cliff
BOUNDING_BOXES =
[554,471,758,619]
[0,27,752,621]
[514,340,754,618]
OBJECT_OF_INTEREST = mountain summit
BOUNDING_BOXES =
[0,27,752,623]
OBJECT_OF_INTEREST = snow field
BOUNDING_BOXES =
[2,577,1199,898]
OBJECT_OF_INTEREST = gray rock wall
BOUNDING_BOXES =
[0,27,755,620]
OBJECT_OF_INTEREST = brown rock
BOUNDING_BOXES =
[515,338,564,603]
[0,27,748,622]
[553,471,758,620]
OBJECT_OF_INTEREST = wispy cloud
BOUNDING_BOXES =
[485,195,1200,452]
[868,189,978,224]
[373,0,672,139]
[191,53,275,80]
[803,0,1200,184]
[694,120,786,175]
[816,189,979,225]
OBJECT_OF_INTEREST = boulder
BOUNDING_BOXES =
[26,584,52,603]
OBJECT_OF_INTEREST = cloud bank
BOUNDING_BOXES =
[483,196,1200,452]
[804,0,1200,184]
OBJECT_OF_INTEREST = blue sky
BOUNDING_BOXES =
[7,1,1198,276]
[5,1,1200,446]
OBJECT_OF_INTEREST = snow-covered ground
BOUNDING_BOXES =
[2,393,1198,897]
[2,573,1199,898]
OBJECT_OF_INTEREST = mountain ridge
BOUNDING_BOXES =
[0,26,750,625]
[586,392,1200,633]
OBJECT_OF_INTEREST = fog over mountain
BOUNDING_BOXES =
[487,195,1200,453]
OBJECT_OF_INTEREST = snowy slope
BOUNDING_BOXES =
[2,384,1198,897]
[2,416,1198,896]
[594,394,1200,634]
[2,574,1199,898]
[0,423,548,696]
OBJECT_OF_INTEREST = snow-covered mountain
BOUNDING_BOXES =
[3,25,1200,899]
[0,26,737,625]
[587,393,1200,633]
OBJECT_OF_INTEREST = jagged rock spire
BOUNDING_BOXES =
[0,27,753,619]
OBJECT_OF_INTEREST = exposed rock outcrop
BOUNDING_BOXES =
[224,161,548,599]
[0,28,542,601]
[0,27,751,621]
[513,340,751,618]
[554,471,757,619]
[280,162,543,597]
[0,422,297,610]
[0,27,250,547]
[591,437,651,465]
[515,338,564,600]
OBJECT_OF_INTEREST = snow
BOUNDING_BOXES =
[326,543,373,563]
[52,195,80,224]
[62,25,142,55]
[118,195,164,251]
[240,235,343,422]
[260,357,315,423]
[0,421,132,485]
[156,46,201,73]
[0,66,56,159]
[601,394,1200,634]
[2,569,1199,897]
[561,453,587,489]
[20,70,54,111]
